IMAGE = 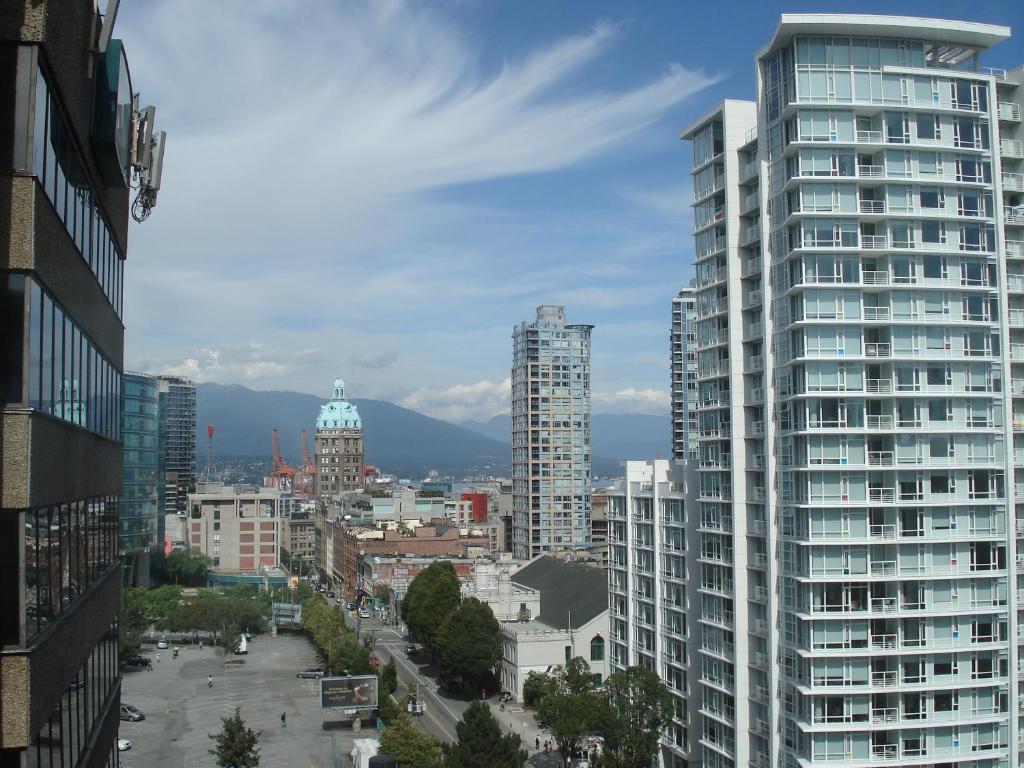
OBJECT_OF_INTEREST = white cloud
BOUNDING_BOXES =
[135,344,328,385]
[350,350,400,370]
[400,378,512,423]
[592,387,669,415]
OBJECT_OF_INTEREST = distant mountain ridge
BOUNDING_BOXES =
[195,383,664,479]
[461,412,671,463]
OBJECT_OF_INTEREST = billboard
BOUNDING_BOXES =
[320,675,379,710]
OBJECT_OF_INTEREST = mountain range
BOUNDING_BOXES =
[195,383,670,479]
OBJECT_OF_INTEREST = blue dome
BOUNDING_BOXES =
[317,378,361,430]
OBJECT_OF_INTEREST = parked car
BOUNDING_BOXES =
[117,738,132,752]
[296,668,324,679]
[406,644,416,655]
[156,639,168,649]
[359,609,370,619]
[326,591,336,599]
[120,704,145,722]
[121,656,149,668]
[345,601,356,611]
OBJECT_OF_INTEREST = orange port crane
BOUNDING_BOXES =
[270,427,296,490]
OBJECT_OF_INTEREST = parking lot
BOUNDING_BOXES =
[119,633,374,768]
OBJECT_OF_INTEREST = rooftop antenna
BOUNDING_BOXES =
[97,0,120,55]
[202,424,216,482]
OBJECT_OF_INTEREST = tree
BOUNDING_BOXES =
[436,597,501,692]
[597,667,674,768]
[535,658,605,768]
[379,658,398,698]
[442,701,527,768]
[222,623,242,655]
[378,712,443,768]
[209,708,260,768]
[400,561,460,654]
[145,585,185,630]
[166,550,213,586]
[119,587,149,655]
[523,671,558,707]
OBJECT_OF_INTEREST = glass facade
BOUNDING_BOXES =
[511,305,592,558]
[672,289,699,461]
[120,373,160,554]
[684,17,1022,768]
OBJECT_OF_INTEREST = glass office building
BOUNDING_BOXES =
[121,373,161,584]
[681,15,1023,768]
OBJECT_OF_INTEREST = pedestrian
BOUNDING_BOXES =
[535,736,540,750]
[156,653,160,663]
[208,674,213,688]
[281,713,287,728]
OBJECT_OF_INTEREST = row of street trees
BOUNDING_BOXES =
[301,594,374,675]
[527,658,674,768]
[399,561,502,693]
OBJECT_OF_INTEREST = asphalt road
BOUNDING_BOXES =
[119,633,374,768]
[334,601,558,765]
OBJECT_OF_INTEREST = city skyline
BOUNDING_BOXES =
[115,1,1023,423]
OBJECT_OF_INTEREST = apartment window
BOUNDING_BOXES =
[916,113,938,140]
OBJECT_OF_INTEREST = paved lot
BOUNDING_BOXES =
[119,633,374,768]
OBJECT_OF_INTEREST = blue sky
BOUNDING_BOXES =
[118,1,1023,422]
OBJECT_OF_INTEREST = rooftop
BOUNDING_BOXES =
[510,555,608,629]
[317,377,362,430]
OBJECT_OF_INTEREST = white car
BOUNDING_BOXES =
[117,738,132,751]
[156,639,168,650]
[359,609,370,619]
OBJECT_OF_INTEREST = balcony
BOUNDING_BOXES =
[749,420,765,436]
[866,415,894,430]
[869,487,896,503]
[1008,275,1024,293]
[865,342,891,358]
[856,129,882,143]
[859,199,886,214]
[866,378,892,394]
[747,355,764,373]
[1007,207,1024,226]
[1005,172,1024,193]
[857,164,884,178]
[864,306,890,321]
[743,290,762,309]
[862,270,889,285]
[868,450,894,466]
[1008,240,1024,258]
[743,223,762,245]
[742,257,762,277]
[869,523,897,540]
[861,234,887,249]
[1003,139,1024,159]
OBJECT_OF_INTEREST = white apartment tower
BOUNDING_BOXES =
[608,460,691,766]
[681,15,1023,768]
[672,288,700,461]
[512,305,594,559]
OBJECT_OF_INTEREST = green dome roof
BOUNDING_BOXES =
[317,378,361,430]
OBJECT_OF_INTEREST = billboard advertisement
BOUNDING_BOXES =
[320,675,379,710]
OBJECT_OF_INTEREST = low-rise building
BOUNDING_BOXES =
[187,482,286,574]
[283,506,317,570]
[334,523,489,598]
[498,555,609,701]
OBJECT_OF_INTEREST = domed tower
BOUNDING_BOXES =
[314,377,364,500]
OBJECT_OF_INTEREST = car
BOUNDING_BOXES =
[120,704,145,722]
[296,668,324,679]
[359,609,370,619]
[406,644,416,655]
[345,601,356,611]
[121,656,149,668]
[499,691,513,703]
[326,591,336,599]
[156,639,168,649]
[117,738,132,752]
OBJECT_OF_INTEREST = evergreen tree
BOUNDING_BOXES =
[400,561,460,654]
[209,708,260,768]
[442,701,527,768]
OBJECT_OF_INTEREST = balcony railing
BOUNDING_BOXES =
[859,199,885,213]
[857,164,884,178]
[866,378,892,394]
[1003,139,1024,159]
[856,129,882,143]
[862,270,889,285]
[864,306,890,320]
[869,487,896,503]
[861,234,887,249]
[865,342,891,358]
[866,415,894,430]
[1005,172,1024,193]
[1008,240,1024,258]
[1008,207,1024,226]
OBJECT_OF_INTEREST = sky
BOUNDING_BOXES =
[118,0,1024,423]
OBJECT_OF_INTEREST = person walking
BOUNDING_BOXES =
[281,713,287,728]
[535,736,540,751]
[208,674,213,688]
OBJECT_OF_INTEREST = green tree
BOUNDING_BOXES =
[400,561,460,654]
[378,712,443,768]
[222,623,242,655]
[436,597,501,692]
[597,667,674,768]
[209,708,260,768]
[535,658,605,768]
[145,585,185,630]
[379,658,398,698]
[166,550,213,586]
[523,671,558,707]
[442,701,527,768]
[120,587,149,655]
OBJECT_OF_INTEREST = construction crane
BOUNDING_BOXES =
[201,424,217,482]
[270,427,296,491]
[295,429,316,496]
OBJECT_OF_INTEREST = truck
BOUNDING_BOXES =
[350,738,379,768]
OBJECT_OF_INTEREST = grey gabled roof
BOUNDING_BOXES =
[510,555,607,629]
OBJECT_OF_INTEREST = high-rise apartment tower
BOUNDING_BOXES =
[0,4,162,764]
[121,372,161,586]
[672,288,700,461]
[511,305,593,559]
[157,375,196,525]
[680,14,1022,768]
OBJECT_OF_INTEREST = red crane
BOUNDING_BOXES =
[270,427,296,490]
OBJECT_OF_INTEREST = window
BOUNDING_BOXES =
[590,635,605,662]
[565,645,572,662]
[916,113,937,140]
